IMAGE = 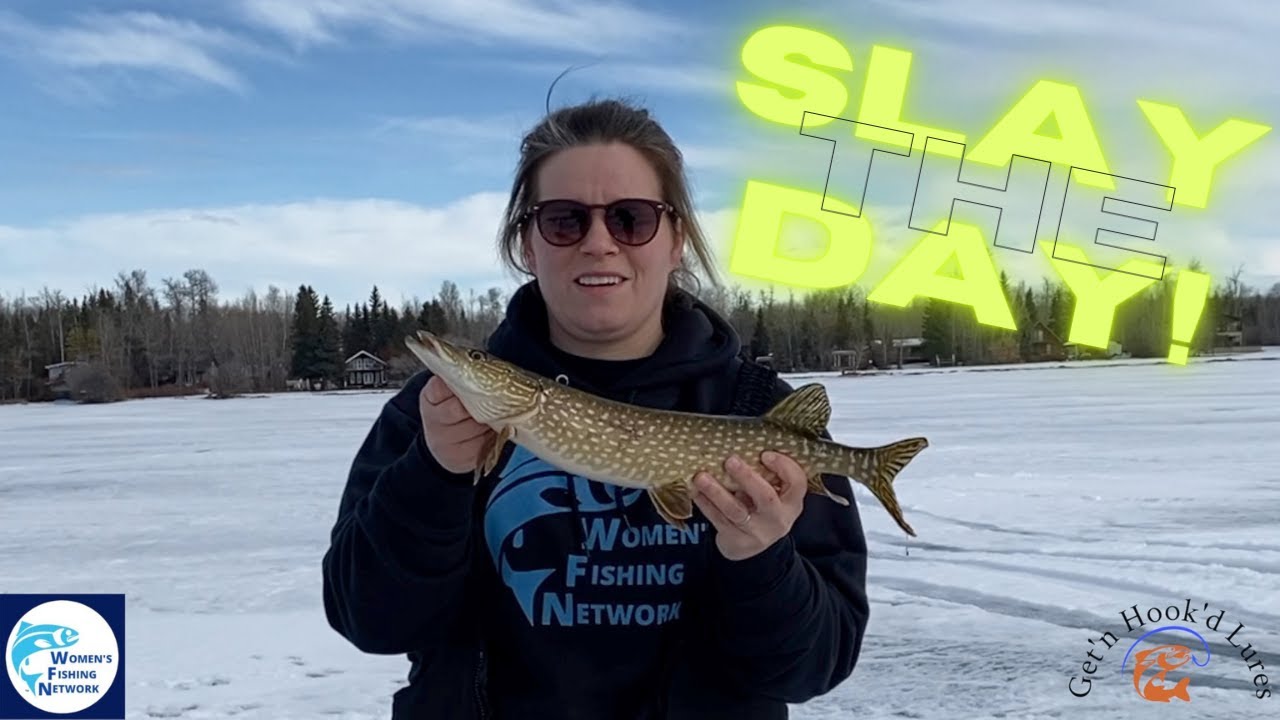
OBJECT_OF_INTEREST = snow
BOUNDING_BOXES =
[2,349,1278,719]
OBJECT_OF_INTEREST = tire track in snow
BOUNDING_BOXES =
[869,540,1280,629]
[870,575,1268,694]
[868,531,1280,575]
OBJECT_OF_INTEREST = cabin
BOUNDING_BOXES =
[1214,312,1244,350]
[1027,321,1067,362]
[831,349,862,375]
[344,351,389,388]
[44,361,81,400]
[890,337,928,367]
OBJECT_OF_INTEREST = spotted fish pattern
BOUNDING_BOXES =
[406,329,929,536]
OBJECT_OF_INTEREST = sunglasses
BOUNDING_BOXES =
[519,198,677,247]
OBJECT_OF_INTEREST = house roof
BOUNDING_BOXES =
[1033,320,1066,345]
[344,350,388,366]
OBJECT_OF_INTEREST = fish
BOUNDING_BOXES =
[9,621,80,694]
[1132,644,1194,703]
[404,329,929,536]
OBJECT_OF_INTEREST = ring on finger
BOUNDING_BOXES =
[736,511,752,526]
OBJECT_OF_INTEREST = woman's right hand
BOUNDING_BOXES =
[419,375,495,475]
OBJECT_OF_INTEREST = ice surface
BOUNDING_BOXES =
[2,349,1278,719]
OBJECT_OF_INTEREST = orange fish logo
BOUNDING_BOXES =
[1132,644,1194,702]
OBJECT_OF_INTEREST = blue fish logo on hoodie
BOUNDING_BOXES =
[484,444,711,628]
[485,445,646,624]
[9,621,79,693]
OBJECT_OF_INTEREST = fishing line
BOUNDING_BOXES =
[544,61,602,115]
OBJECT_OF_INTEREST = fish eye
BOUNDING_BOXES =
[468,350,485,360]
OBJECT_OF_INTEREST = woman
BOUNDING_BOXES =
[323,97,871,719]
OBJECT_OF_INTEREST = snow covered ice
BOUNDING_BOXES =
[2,349,1278,719]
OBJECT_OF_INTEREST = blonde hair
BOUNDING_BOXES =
[497,97,720,295]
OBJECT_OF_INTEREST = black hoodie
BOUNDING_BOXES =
[322,282,871,719]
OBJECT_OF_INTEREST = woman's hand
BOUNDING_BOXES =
[419,375,495,475]
[691,451,807,561]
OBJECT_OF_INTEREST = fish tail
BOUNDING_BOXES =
[1173,677,1191,702]
[19,659,40,693]
[836,437,928,537]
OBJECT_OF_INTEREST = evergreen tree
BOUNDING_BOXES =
[418,299,448,335]
[290,284,321,382]
[349,303,372,356]
[317,295,342,384]
[749,306,771,359]
[368,286,392,357]
[341,304,357,359]
[921,298,953,363]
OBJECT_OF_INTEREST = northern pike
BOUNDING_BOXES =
[405,329,929,536]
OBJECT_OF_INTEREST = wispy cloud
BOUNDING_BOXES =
[867,0,1278,44]
[0,194,520,308]
[474,58,736,100]
[236,0,693,55]
[0,10,265,98]
[371,114,533,144]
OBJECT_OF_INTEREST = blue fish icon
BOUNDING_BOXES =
[9,621,79,694]
[485,445,644,624]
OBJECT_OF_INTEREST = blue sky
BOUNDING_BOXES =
[0,0,1276,311]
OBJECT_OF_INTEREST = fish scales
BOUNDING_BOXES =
[404,330,930,536]
[527,390,832,490]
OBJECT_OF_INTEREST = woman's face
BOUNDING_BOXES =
[522,142,683,358]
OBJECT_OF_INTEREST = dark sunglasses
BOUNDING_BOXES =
[519,198,677,247]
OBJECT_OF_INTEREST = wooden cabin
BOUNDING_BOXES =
[344,351,389,388]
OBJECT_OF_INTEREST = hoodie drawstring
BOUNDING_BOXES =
[568,475,589,558]
[564,381,639,554]
[616,388,640,529]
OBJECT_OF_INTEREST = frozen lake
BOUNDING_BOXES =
[2,349,1278,719]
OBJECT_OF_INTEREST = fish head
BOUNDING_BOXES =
[1156,645,1192,669]
[56,627,78,646]
[405,330,542,423]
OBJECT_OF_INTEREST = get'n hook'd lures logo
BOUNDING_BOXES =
[1069,599,1270,703]
[1,594,125,719]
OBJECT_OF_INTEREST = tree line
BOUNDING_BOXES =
[1,266,1277,403]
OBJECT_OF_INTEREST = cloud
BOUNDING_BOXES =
[0,194,522,310]
[0,10,266,98]
[0,194,865,312]
[0,2,704,103]
[372,114,533,144]
[236,0,693,55]
[858,0,1279,99]
[3,187,1274,320]
[468,58,735,100]
[865,0,1278,48]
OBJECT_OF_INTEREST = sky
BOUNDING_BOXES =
[0,0,1276,312]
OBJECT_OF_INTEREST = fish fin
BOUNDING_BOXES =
[474,426,513,485]
[843,437,929,537]
[762,383,830,437]
[35,639,50,649]
[649,480,693,530]
[17,621,31,633]
[807,473,850,506]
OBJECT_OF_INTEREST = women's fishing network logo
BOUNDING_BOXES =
[1,594,125,718]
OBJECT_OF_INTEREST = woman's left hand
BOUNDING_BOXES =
[692,451,807,561]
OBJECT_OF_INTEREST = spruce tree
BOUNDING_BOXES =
[290,285,320,382]
[921,298,953,363]
[749,306,770,360]
[317,295,342,385]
